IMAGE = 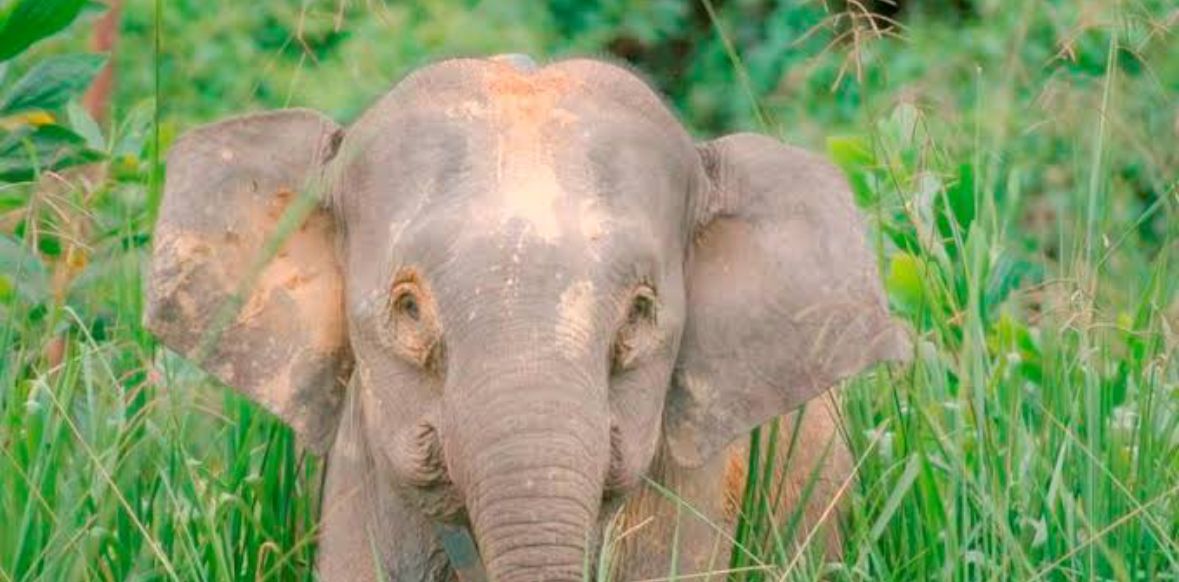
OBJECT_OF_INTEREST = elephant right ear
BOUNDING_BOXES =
[146,109,351,453]
[665,133,908,468]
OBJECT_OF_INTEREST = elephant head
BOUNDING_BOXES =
[146,57,906,580]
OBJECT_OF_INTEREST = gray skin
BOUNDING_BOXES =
[146,56,907,581]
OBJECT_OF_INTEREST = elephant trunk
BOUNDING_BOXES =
[446,371,608,581]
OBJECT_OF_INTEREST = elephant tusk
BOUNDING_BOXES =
[434,523,488,582]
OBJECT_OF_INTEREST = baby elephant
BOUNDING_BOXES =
[146,55,906,580]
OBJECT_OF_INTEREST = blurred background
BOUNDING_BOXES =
[1,1,1176,580]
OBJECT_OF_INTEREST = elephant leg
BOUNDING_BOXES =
[606,444,736,581]
[607,390,850,580]
[318,435,384,582]
[770,389,852,560]
[317,394,450,581]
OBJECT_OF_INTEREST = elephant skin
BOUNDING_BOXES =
[145,55,907,581]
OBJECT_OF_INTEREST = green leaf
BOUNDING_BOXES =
[827,134,874,169]
[0,123,103,182]
[868,453,922,542]
[827,135,877,207]
[984,253,1042,320]
[36,233,61,257]
[0,233,48,304]
[113,98,153,158]
[0,0,89,62]
[885,102,920,149]
[0,190,22,211]
[937,163,977,236]
[66,99,104,149]
[886,252,928,315]
[0,53,106,115]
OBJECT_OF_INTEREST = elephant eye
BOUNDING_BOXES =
[388,272,441,370]
[394,291,421,321]
[614,285,658,372]
[628,291,656,325]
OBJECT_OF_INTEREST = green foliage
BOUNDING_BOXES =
[0,1,105,182]
[3,1,1178,581]
[1,53,106,114]
[0,0,90,61]
[0,123,103,181]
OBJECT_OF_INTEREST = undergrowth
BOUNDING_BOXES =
[1,1,1175,580]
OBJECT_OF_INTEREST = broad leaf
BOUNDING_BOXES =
[66,99,104,149]
[0,123,103,181]
[827,134,877,207]
[935,163,977,242]
[0,0,89,62]
[0,53,106,114]
[0,233,48,304]
[886,251,929,316]
[984,253,1042,321]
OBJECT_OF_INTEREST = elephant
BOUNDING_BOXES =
[145,55,907,581]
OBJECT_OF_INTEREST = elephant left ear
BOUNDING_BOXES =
[665,133,909,468]
[146,110,351,454]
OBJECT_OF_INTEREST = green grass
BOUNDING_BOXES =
[2,1,1177,580]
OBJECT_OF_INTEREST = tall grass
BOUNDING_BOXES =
[707,2,1179,580]
[2,1,1176,581]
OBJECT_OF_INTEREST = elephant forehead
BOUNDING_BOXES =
[444,65,595,244]
[345,60,683,266]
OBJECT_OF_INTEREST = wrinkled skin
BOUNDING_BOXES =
[146,56,906,581]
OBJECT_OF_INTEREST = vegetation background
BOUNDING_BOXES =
[0,0,1176,580]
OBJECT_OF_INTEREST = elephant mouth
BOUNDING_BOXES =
[433,516,610,582]
[390,410,620,580]
[389,416,468,524]
[434,523,490,582]
[389,417,493,578]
